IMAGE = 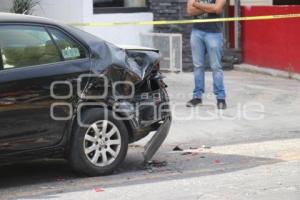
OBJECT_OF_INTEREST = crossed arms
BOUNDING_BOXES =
[187,0,226,16]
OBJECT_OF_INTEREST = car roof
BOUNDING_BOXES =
[0,12,58,25]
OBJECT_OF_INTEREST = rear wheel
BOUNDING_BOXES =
[69,108,128,176]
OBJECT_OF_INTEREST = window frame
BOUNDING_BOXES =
[93,0,150,14]
[46,26,88,62]
[44,25,90,60]
[0,23,90,71]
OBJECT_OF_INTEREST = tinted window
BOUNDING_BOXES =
[93,0,147,8]
[48,28,86,61]
[0,26,61,70]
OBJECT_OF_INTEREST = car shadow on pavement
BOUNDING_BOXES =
[0,146,282,200]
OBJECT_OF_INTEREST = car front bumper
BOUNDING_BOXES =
[143,116,172,162]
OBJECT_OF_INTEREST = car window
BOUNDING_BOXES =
[48,28,86,61]
[0,25,61,70]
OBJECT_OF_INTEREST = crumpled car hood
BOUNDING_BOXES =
[90,42,159,80]
[66,26,160,81]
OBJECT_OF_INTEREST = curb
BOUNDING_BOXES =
[234,64,300,81]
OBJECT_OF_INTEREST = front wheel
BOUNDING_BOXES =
[69,108,128,176]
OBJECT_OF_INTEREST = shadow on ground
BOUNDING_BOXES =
[0,146,281,200]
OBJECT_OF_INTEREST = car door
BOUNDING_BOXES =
[0,24,91,154]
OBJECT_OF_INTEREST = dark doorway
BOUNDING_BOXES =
[273,0,300,5]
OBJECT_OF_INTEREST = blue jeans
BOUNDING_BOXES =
[191,28,226,100]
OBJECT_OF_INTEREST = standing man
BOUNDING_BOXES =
[186,0,227,109]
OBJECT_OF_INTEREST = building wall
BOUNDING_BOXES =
[0,0,13,12]
[0,0,153,46]
[242,6,300,74]
[149,0,194,71]
[79,0,153,46]
[35,0,84,23]
[80,13,153,45]
[236,6,300,74]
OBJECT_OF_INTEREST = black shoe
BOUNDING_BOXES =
[186,98,202,107]
[217,99,227,110]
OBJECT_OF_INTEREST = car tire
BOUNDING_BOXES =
[69,108,128,177]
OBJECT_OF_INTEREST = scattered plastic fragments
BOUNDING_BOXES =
[173,146,183,151]
[147,160,168,168]
[94,187,105,192]
[213,159,221,164]
[181,152,192,156]
[170,146,210,157]
[202,145,211,149]
[129,144,143,148]
[144,160,168,173]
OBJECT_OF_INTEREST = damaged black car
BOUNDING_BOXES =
[0,13,171,176]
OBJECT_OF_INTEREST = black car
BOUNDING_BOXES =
[0,13,171,176]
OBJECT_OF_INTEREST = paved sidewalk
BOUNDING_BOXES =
[30,139,300,200]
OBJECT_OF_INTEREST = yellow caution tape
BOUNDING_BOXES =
[71,13,300,27]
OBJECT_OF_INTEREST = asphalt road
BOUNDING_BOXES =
[1,70,300,200]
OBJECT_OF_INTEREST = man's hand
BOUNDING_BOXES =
[187,0,205,17]
[193,0,226,15]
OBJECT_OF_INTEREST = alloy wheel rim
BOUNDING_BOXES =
[83,120,121,167]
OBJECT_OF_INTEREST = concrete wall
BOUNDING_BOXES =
[80,13,153,45]
[0,0,153,46]
[34,0,84,23]
[79,0,153,46]
[149,0,194,71]
[229,5,300,74]
[242,5,300,74]
[0,0,13,12]
[35,0,153,45]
